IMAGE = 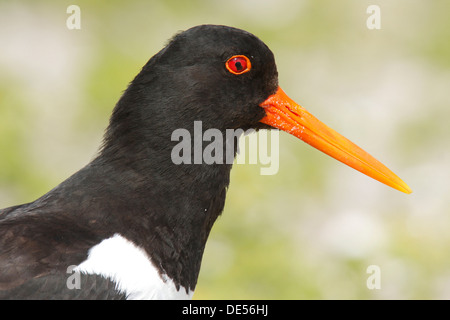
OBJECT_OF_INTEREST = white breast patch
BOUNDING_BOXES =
[74,233,193,300]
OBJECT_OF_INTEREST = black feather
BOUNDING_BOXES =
[0,25,278,299]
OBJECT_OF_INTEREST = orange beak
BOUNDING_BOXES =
[259,87,412,194]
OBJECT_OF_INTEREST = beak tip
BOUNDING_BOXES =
[402,185,413,195]
[391,179,412,194]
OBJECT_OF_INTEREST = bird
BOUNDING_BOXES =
[0,24,412,300]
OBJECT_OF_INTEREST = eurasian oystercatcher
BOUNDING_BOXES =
[0,25,411,300]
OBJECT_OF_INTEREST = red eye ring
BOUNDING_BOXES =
[225,55,252,75]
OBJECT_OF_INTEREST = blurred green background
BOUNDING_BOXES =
[1,0,449,299]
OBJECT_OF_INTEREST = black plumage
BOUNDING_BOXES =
[0,25,278,299]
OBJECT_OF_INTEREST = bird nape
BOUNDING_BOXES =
[0,24,411,300]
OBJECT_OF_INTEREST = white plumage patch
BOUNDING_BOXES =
[74,234,193,300]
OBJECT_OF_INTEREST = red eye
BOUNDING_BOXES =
[225,55,251,75]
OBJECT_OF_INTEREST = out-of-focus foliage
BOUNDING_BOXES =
[1,0,449,299]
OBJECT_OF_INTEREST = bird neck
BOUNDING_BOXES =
[87,127,235,293]
[86,78,243,291]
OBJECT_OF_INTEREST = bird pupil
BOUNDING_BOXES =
[235,61,243,71]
